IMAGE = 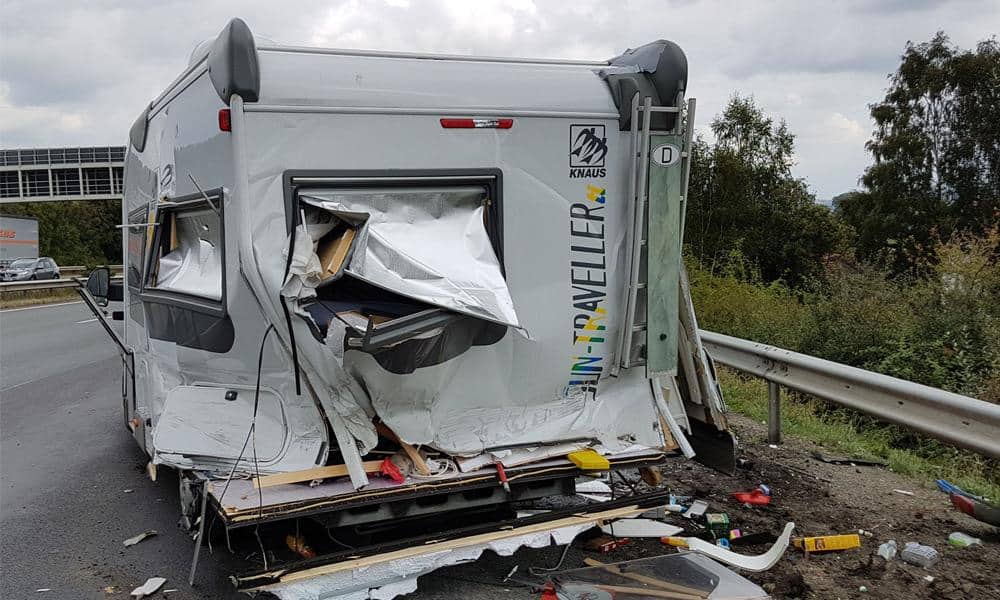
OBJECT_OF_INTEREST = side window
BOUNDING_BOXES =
[144,193,224,306]
[126,207,148,290]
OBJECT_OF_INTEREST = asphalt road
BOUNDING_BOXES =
[0,302,564,599]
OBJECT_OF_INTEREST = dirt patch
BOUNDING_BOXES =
[646,414,1000,599]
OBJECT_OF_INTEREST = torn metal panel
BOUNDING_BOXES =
[298,186,519,328]
[260,523,594,600]
[151,207,223,300]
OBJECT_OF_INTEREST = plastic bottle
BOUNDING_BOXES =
[876,540,897,560]
[948,532,982,547]
[900,542,939,568]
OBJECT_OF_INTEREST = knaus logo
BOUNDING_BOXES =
[569,124,607,178]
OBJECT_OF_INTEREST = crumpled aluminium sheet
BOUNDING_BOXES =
[261,522,590,600]
[154,208,223,300]
[297,186,520,328]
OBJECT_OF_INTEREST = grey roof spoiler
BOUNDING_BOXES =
[603,40,688,131]
[208,17,260,104]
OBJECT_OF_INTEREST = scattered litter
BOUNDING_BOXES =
[877,540,897,560]
[553,553,767,600]
[123,531,157,547]
[162,590,178,595]
[684,499,708,519]
[923,575,935,583]
[601,519,683,538]
[567,449,610,471]
[35,589,51,593]
[130,577,166,598]
[502,565,519,583]
[859,585,868,593]
[947,531,982,547]
[661,536,688,547]
[582,535,631,553]
[900,542,939,568]
[857,529,874,537]
[577,493,613,503]
[123,489,134,494]
[949,491,1000,526]
[732,489,771,505]
[729,529,742,540]
[665,504,685,513]
[103,586,119,595]
[768,444,779,449]
[576,480,612,495]
[811,451,887,467]
[638,506,665,520]
[792,533,861,553]
[716,538,731,549]
[893,489,915,496]
[705,513,730,538]
[685,522,795,572]
[285,533,316,559]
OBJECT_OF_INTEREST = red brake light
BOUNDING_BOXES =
[440,118,513,129]
[218,109,232,132]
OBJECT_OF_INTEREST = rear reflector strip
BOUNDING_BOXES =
[218,109,232,132]
[440,118,513,129]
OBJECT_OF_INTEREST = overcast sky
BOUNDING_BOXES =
[1,0,997,200]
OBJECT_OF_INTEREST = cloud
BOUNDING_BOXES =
[1,0,998,199]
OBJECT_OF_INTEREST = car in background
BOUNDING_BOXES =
[1,257,60,281]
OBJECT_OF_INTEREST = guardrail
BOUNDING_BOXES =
[0,266,123,292]
[700,330,1000,459]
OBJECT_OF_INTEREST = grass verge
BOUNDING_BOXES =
[0,288,80,309]
[720,368,1000,500]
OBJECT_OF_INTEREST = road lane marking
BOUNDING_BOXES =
[0,301,83,313]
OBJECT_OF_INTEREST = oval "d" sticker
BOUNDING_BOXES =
[651,143,681,167]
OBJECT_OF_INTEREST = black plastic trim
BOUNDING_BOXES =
[208,18,260,104]
[128,103,151,152]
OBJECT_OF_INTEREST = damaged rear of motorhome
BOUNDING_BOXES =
[81,17,735,596]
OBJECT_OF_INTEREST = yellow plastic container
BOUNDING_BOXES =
[567,449,610,470]
[792,534,861,553]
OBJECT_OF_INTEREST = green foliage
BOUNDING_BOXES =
[685,95,849,286]
[838,33,1000,274]
[2,200,121,267]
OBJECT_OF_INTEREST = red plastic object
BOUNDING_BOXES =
[379,458,404,483]
[495,462,511,492]
[733,490,772,505]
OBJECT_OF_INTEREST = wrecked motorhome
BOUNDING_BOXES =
[81,17,734,596]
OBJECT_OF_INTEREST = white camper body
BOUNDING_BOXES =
[86,18,733,591]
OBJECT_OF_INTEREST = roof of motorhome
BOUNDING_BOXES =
[248,43,619,117]
[152,36,620,119]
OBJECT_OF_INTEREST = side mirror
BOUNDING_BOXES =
[87,268,111,307]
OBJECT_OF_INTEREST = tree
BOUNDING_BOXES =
[838,33,1000,274]
[2,200,122,266]
[685,94,848,286]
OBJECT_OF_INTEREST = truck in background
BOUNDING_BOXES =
[0,215,39,269]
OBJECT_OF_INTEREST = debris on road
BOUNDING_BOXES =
[948,532,982,547]
[732,489,771,505]
[543,552,767,599]
[122,530,157,547]
[900,542,940,568]
[877,540,898,560]
[684,522,795,572]
[130,577,166,598]
[893,489,916,496]
[683,499,708,519]
[810,451,887,467]
[792,533,861,553]
[35,589,51,593]
[599,519,683,538]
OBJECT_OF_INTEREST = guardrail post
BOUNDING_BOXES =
[767,381,782,445]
